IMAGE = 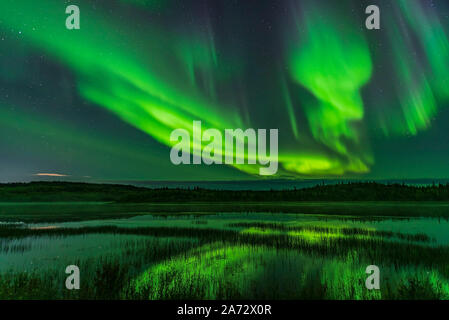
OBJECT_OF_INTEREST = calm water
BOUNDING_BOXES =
[24,212,449,245]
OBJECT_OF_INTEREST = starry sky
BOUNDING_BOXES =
[1,0,449,182]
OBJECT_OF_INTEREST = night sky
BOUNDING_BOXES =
[1,0,449,182]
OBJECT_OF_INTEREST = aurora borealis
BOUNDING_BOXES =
[1,0,449,182]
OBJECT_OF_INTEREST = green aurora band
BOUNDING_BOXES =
[374,0,449,136]
[287,3,373,175]
[1,0,449,179]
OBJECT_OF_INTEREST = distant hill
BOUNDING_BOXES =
[2,181,449,202]
[102,178,449,190]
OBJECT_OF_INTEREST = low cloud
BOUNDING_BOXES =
[33,173,69,177]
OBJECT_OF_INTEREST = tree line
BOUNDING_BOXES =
[2,181,449,202]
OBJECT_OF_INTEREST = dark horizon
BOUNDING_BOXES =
[3,177,449,192]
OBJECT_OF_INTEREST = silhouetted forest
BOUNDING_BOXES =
[2,181,449,202]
